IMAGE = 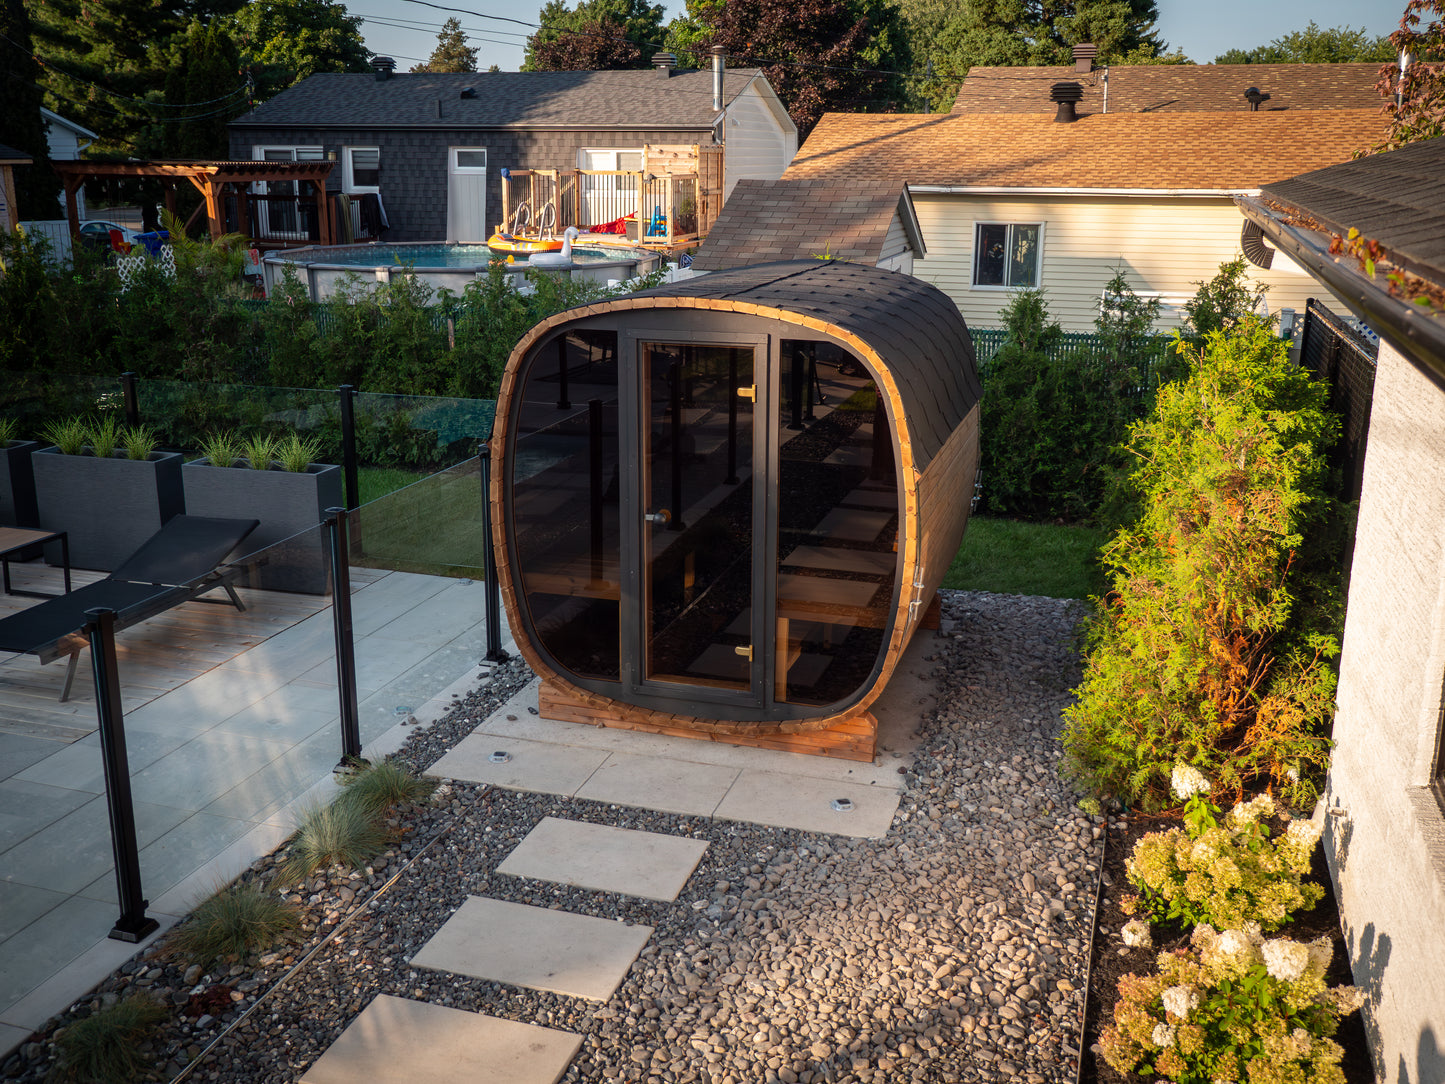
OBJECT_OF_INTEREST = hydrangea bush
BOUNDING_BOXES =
[1124,792,1325,931]
[1101,922,1366,1084]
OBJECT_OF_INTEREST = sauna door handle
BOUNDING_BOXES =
[644,509,671,526]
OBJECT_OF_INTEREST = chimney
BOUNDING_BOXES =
[372,56,395,82]
[1244,86,1272,111]
[1072,43,1097,74]
[712,46,727,111]
[653,50,676,77]
[1050,81,1083,123]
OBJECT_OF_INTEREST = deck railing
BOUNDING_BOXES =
[499,168,709,248]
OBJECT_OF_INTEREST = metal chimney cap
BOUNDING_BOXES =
[711,45,728,58]
[1072,42,1097,72]
[372,56,396,82]
[653,50,677,74]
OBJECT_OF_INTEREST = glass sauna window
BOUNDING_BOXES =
[775,341,898,706]
[512,330,622,681]
[641,343,755,692]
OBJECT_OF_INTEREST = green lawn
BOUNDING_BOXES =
[942,516,1108,599]
[357,466,426,505]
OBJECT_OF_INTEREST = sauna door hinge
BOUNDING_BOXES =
[734,644,754,661]
[736,385,757,401]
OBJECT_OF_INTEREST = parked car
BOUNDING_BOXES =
[77,220,140,251]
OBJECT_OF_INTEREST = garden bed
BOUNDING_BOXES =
[1080,809,1374,1084]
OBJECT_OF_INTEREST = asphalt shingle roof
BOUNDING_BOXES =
[784,109,1387,191]
[692,179,910,271]
[0,143,32,161]
[232,68,764,129]
[1260,135,1445,284]
[951,62,1385,115]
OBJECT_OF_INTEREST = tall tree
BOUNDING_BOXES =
[523,0,665,71]
[1373,0,1445,151]
[672,0,914,136]
[1214,22,1396,64]
[160,21,245,159]
[0,0,59,217]
[411,17,479,72]
[901,0,1166,112]
[229,0,371,101]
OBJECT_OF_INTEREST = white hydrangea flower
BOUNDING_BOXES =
[1190,838,1215,864]
[1228,794,1275,825]
[1262,938,1311,982]
[1307,936,1333,974]
[1322,986,1368,1014]
[1287,818,1323,848]
[1171,764,1211,800]
[1161,984,1199,1020]
[1218,929,1255,958]
[1121,918,1152,949]
[1152,1023,1177,1049]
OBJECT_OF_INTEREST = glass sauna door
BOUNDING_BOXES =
[637,342,760,700]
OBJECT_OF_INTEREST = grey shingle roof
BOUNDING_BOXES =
[0,143,33,161]
[1261,135,1445,284]
[232,68,765,129]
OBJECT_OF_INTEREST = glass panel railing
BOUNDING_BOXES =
[0,375,125,444]
[134,379,337,461]
[349,457,488,579]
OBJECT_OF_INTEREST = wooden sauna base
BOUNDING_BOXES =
[538,681,878,763]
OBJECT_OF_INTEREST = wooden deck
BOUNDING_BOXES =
[0,561,379,744]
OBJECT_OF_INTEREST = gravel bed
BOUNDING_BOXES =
[4,590,1101,1084]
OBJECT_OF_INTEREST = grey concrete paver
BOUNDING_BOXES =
[497,816,708,901]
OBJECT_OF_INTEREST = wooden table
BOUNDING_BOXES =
[0,527,71,597]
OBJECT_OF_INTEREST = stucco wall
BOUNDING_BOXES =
[910,193,1333,332]
[1326,337,1445,1084]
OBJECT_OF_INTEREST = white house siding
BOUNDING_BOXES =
[1326,337,1445,1084]
[721,86,796,200]
[911,193,1321,332]
[877,214,914,274]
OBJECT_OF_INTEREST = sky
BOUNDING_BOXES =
[348,0,1403,77]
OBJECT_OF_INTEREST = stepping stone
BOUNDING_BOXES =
[574,753,739,817]
[412,897,652,1001]
[429,734,609,796]
[498,817,708,901]
[301,994,580,1084]
[713,770,899,838]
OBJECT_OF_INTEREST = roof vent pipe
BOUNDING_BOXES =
[373,56,396,81]
[712,46,727,111]
[1072,43,1097,73]
[1050,81,1083,123]
[653,50,676,77]
[1244,86,1271,111]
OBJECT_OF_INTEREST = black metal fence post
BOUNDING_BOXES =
[479,442,509,663]
[325,507,364,768]
[339,385,360,511]
[121,372,140,429]
[86,607,159,944]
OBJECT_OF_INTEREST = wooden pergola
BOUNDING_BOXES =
[52,159,336,247]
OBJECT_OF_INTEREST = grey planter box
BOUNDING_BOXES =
[33,447,185,571]
[1,440,41,528]
[182,459,343,594]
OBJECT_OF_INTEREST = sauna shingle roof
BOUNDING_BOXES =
[625,261,978,469]
[951,62,1384,115]
[784,109,1386,191]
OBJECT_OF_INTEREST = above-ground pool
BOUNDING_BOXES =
[262,241,664,300]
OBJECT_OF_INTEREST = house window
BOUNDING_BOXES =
[973,223,1041,288]
[346,147,380,192]
[581,149,642,191]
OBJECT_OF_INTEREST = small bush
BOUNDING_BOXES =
[1181,256,1268,343]
[278,798,388,883]
[241,432,278,469]
[337,758,436,818]
[122,425,157,460]
[48,994,168,1083]
[86,416,122,459]
[1125,794,1325,932]
[199,430,241,467]
[1100,922,1364,1084]
[44,417,89,456]
[166,880,301,967]
[275,433,323,472]
[0,417,17,443]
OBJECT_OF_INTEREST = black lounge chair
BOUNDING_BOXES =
[0,515,260,701]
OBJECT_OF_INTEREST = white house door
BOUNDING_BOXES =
[254,146,323,239]
[447,148,488,242]
[579,148,641,229]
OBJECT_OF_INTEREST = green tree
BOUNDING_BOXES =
[1214,21,1395,64]
[230,0,371,101]
[673,0,914,136]
[1062,319,1343,810]
[523,0,665,71]
[1181,256,1268,343]
[410,17,479,72]
[1373,0,1445,151]
[904,0,1166,112]
[0,0,59,218]
[160,22,245,159]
